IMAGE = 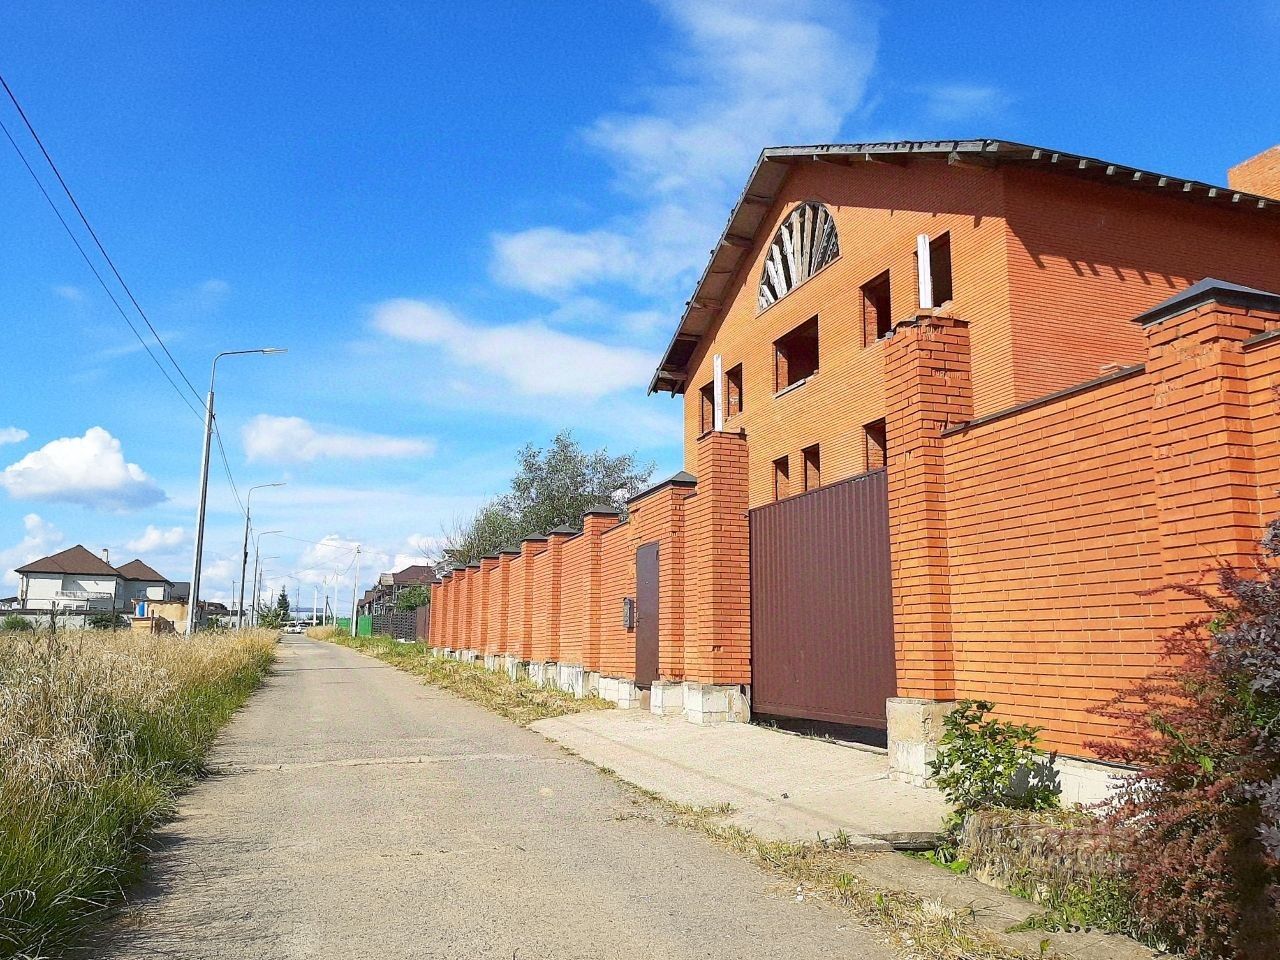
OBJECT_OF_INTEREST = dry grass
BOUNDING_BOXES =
[317,631,613,726]
[0,627,276,959]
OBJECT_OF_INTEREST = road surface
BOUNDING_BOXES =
[96,636,893,959]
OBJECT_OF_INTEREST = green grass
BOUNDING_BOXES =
[320,631,612,726]
[0,628,276,959]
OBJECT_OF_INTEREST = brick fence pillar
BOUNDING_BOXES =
[541,528,575,665]
[1141,285,1280,625]
[683,430,750,688]
[515,535,547,662]
[476,556,499,652]
[883,313,972,703]
[581,506,622,672]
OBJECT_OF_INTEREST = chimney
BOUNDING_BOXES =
[1228,145,1280,200]
[101,548,109,564]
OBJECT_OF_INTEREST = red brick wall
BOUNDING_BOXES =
[558,533,589,668]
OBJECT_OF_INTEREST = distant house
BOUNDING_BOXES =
[15,545,124,611]
[115,559,173,616]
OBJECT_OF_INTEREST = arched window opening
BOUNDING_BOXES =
[757,202,840,310]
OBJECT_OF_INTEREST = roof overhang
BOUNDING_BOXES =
[649,139,1279,395]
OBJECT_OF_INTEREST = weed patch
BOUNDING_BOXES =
[321,633,612,725]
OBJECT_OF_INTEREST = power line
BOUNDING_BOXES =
[1,81,251,524]
[0,115,204,422]
[0,71,204,408]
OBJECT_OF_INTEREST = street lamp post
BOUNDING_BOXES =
[187,347,286,635]
[251,530,282,626]
[237,482,286,628]
[350,545,361,637]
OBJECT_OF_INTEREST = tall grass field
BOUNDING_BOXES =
[0,627,276,959]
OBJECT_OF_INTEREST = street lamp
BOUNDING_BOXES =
[187,347,287,634]
[256,556,279,623]
[237,482,286,628]
[251,530,283,626]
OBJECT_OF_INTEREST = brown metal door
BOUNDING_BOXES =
[750,469,896,729]
[635,542,659,686]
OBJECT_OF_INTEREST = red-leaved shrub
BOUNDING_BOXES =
[1091,525,1280,958]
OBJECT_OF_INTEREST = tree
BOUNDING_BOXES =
[395,585,431,612]
[442,431,653,564]
[256,603,286,629]
[275,586,291,620]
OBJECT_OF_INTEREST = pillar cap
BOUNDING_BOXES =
[1132,277,1280,327]
[582,503,623,517]
[547,524,580,536]
[626,470,697,505]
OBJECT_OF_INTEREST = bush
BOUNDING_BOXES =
[1,615,33,632]
[929,700,1060,833]
[87,611,127,630]
[1091,522,1280,959]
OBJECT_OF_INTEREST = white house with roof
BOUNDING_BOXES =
[15,545,125,611]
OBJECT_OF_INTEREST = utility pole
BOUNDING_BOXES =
[187,348,286,635]
[350,546,361,637]
[238,482,285,628]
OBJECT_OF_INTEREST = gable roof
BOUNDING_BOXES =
[391,564,433,585]
[650,138,1280,395]
[115,559,171,583]
[15,544,119,577]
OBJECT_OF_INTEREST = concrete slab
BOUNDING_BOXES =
[532,709,947,848]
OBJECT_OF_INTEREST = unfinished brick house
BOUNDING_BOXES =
[431,139,1280,799]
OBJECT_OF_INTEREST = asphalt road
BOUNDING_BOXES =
[95,636,893,959]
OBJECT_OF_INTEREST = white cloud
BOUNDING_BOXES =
[53,284,86,303]
[127,525,188,553]
[0,514,64,587]
[371,298,653,399]
[0,427,166,510]
[0,427,28,446]
[919,83,1011,123]
[491,0,878,298]
[242,415,434,464]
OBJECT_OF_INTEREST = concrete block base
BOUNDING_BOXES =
[483,653,500,672]
[505,657,529,682]
[597,675,641,709]
[887,698,957,786]
[649,680,684,716]
[584,671,602,698]
[458,648,479,664]
[681,682,749,724]
[556,663,586,697]
[527,661,559,687]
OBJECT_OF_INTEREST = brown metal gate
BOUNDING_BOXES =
[749,469,896,729]
[635,543,660,686]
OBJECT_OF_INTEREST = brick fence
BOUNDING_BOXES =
[430,283,1280,791]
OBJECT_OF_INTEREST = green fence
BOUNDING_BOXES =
[357,615,372,636]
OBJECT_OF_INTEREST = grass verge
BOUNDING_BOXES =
[315,630,613,725]
[0,627,277,959]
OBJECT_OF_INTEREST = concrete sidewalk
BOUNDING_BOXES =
[531,710,946,848]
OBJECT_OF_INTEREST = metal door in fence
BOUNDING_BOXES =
[749,468,896,729]
[635,542,660,686]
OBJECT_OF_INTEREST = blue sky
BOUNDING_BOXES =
[1,1,1278,607]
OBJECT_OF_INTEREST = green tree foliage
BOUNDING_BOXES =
[395,585,431,612]
[275,586,291,619]
[86,612,127,630]
[444,431,653,563]
[1,614,34,632]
